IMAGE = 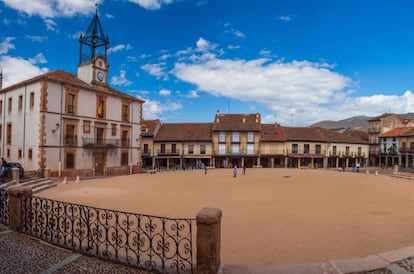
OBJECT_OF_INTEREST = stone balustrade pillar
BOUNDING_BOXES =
[8,186,32,231]
[11,167,19,183]
[196,207,222,274]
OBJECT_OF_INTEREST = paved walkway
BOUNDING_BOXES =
[3,220,414,274]
[0,224,152,274]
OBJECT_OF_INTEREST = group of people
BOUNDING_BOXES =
[233,165,247,177]
[203,164,247,177]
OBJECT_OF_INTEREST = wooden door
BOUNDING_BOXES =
[95,153,105,175]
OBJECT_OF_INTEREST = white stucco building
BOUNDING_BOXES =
[0,11,143,177]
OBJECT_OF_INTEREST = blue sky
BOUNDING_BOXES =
[2,0,414,126]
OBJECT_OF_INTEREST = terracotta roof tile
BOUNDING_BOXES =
[2,69,143,102]
[213,113,261,131]
[379,127,414,137]
[260,124,286,141]
[343,128,369,141]
[141,119,161,136]
[155,123,213,141]
[283,126,368,144]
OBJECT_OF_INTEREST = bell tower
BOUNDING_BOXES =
[77,7,110,86]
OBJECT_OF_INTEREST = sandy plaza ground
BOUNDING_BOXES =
[38,168,414,266]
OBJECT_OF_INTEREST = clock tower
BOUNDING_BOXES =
[77,8,110,86]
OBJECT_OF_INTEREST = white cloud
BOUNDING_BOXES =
[233,30,246,38]
[1,0,98,18]
[196,37,209,51]
[279,15,291,22]
[108,44,132,54]
[2,18,11,25]
[0,37,15,54]
[142,98,182,120]
[228,45,240,50]
[29,53,47,64]
[187,90,199,98]
[128,0,173,10]
[159,89,171,96]
[0,55,49,88]
[105,13,114,19]
[110,70,132,86]
[173,42,414,125]
[160,53,171,60]
[141,62,168,80]
[25,35,48,42]
[44,18,57,31]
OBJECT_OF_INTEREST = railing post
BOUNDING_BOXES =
[11,167,19,183]
[196,208,222,274]
[8,186,32,231]
[43,168,50,179]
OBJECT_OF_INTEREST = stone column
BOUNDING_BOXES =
[8,186,33,231]
[196,208,222,274]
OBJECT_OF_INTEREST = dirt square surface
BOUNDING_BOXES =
[38,168,414,266]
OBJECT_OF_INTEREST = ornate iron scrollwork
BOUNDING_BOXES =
[20,194,195,273]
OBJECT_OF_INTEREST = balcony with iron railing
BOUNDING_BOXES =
[260,148,286,155]
[213,149,259,156]
[287,149,326,156]
[67,104,75,114]
[64,135,77,146]
[142,149,152,155]
[121,138,130,147]
[157,149,180,156]
[399,147,414,153]
[82,137,119,148]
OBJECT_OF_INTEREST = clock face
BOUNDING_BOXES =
[97,71,104,81]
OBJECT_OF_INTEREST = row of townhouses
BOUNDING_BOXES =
[1,11,414,178]
[141,113,370,170]
[368,113,414,168]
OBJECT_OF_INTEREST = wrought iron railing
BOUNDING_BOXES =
[82,137,120,148]
[64,135,78,146]
[20,194,195,273]
[0,188,9,225]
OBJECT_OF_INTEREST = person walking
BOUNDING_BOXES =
[243,165,246,175]
[233,166,237,178]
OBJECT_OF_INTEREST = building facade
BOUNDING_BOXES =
[368,114,414,166]
[0,10,143,177]
[141,113,369,169]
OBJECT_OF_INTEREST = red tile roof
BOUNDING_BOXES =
[1,69,143,102]
[212,113,261,131]
[141,119,161,136]
[155,123,213,141]
[260,124,285,141]
[343,128,369,141]
[283,126,368,144]
[379,127,414,137]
